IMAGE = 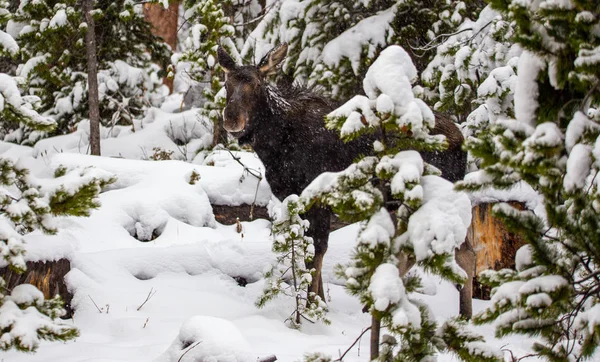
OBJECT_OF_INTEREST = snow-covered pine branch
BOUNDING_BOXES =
[242,0,484,101]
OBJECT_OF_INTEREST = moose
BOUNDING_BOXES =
[217,44,476,317]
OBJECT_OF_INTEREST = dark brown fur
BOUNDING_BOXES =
[218,45,470,305]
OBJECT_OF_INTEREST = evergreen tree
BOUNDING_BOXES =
[0,0,170,143]
[458,1,600,360]
[0,31,115,351]
[422,4,520,124]
[299,45,500,361]
[256,195,329,329]
[243,0,484,101]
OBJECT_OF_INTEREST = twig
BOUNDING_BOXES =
[143,317,150,328]
[213,145,264,220]
[177,341,203,362]
[581,81,599,112]
[335,326,372,361]
[137,287,158,311]
[88,295,104,313]
[233,0,279,28]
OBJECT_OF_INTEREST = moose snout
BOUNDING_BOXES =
[222,106,248,134]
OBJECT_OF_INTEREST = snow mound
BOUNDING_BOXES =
[156,315,255,362]
[33,107,213,162]
[46,153,215,248]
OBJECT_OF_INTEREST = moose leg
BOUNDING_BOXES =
[304,206,331,301]
[455,239,476,319]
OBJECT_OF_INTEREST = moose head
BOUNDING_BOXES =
[217,43,288,138]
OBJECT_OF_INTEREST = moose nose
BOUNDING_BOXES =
[222,106,247,133]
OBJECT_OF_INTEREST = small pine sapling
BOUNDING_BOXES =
[256,195,329,329]
[177,0,240,147]
[0,48,115,351]
[0,157,115,352]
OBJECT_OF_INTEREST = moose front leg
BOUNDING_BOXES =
[304,206,331,301]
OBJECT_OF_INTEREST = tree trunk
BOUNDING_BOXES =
[468,201,528,299]
[370,315,380,360]
[0,259,73,318]
[83,0,101,156]
[455,239,476,319]
[143,1,179,93]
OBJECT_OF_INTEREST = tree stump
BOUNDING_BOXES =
[467,202,527,299]
[0,259,73,318]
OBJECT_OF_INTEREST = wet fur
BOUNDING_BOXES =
[220,46,469,302]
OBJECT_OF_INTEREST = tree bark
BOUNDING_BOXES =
[456,239,476,319]
[143,1,179,93]
[468,201,527,300]
[83,0,101,156]
[0,259,73,318]
[370,315,380,360]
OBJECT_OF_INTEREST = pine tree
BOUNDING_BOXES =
[422,4,520,124]
[458,1,600,360]
[1,32,115,351]
[0,0,170,143]
[256,195,329,329]
[176,0,241,147]
[299,45,500,361]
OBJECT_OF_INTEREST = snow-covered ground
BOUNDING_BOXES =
[1,105,537,361]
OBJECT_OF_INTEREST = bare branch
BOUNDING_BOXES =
[178,341,202,362]
[335,326,372,361]
[137,287,158,311]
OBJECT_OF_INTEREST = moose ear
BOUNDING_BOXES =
[258,43,288,77]
[217,46,237,73]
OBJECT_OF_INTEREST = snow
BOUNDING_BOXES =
[369,263,405,312]
[0,29,19,55]
[0,284,73,352]
[0,102,541,361]
[17,54,49,79]
[515,245,534,272]
[565,111,599,152]
[397,176,472,269]
[357,208,395,248]
[515,51,546,127]
[156,316,255,362]
[49,9,67,29]
[321,5,396,74]
[328,45,436,140]
[564,144,592,192]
